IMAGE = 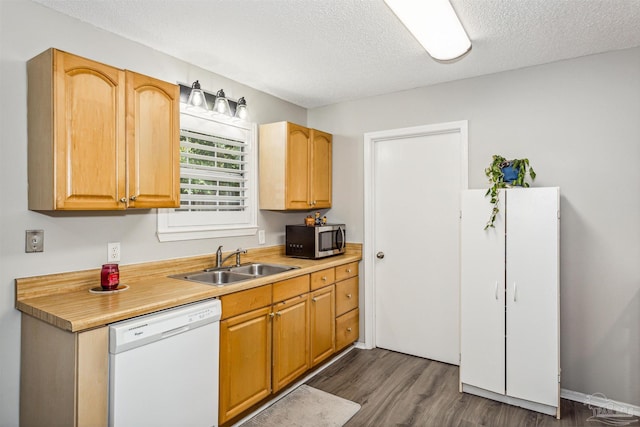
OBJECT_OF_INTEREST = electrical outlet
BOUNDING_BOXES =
[108,242,121,263]
[258,230,265,245]
[25,230,44,253]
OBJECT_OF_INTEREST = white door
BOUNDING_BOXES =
[371,122,467,365]
[460,190,505,394]
[506,187,559,406]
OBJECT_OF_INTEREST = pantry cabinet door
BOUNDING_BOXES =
[506,188,559,407]
[460,189,506,395]
[54,50,126,209]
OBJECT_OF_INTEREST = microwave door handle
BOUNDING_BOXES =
[338,227,345,250]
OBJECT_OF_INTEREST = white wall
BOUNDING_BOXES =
[309,47,640,406]
[0,1,311,425]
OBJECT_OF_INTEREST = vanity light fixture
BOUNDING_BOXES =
[384,0,471,61]
[234,97,248,121]
[212,89,231,116]
[185,80,209,111]
[179,83,249,121]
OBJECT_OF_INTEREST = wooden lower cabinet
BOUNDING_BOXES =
[272,294,310,392]
[20,314,108,427]
[219,265,359,425]
[336,308,360,351]
[310,285,335,366]
[219,306,272,423]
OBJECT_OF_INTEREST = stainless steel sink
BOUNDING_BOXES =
[170,270,254,286]
[228,263,297,276]
[170,263,298,286]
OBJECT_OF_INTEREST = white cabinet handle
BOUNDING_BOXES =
[494,281,499,300]
[513,282,517,302]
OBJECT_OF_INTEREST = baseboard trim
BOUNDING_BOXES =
[561,389,640,417]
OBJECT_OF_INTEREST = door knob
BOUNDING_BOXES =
[376,252,385,259]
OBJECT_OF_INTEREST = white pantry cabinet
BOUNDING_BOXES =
[460,187,560,418]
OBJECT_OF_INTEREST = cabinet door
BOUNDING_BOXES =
[272,294,310,392]
[285,123,311,209]
[310,285,335,366]
[219,306,272,424]
[54,50,126,209]
[460,189,506,395]
[125,71,180,208]
[310,129,332,208]
[506,188,559,407]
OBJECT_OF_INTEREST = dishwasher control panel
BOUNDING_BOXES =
[109,298,222,354]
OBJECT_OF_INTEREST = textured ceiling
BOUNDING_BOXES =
[32,0,640,108]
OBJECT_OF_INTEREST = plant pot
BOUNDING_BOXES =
[501,164,519,184]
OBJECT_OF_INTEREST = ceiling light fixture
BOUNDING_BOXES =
[384,0,471,61]
[179,83,249,121]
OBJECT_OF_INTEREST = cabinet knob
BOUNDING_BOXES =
[322,276,327,281]
[312,297,317,302]
[130,195,137,201]
[119,197,127,203]
[346,327,352,332]
[346,268,352,273]
[276,311,282,317]
[346,294,352,299]
[269,312,275,318]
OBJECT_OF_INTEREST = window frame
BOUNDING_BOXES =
[157,107,257,242]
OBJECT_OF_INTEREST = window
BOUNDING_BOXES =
[157,110,257,241]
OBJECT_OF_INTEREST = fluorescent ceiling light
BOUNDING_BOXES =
[384,0,471,61]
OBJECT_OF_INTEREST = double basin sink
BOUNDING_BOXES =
[170,263,299,286]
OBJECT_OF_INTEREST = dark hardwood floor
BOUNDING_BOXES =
[306,348,598,427]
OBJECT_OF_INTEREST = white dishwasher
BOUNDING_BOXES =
[109,298,221,427]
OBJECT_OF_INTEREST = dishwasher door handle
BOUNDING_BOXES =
[161,325,190,339]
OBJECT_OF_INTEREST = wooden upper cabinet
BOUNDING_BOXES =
[259,121,332,210]
[125,71,180,208]
[27,48,179,210]
[310,129,332,209]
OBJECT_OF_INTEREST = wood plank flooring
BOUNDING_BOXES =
[306,348,596,427]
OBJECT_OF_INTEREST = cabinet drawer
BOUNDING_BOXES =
[273,275,310,303]
[335,277,358,316]
[335,262,358,281]
[336,308,359,351]
[221,285,272,320]
[310,268,335,290]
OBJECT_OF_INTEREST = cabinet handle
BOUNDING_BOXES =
[494,281,499,300]
[346,268,352,273]
[119,197,127,203]
[322,276,327,281]
[346,327,352,332]
[130,195,137,201]
[312,297,317,302]
[513,282,517,302]
[269,312,275,318]
[276,311,282,317]
[346,294,352,299]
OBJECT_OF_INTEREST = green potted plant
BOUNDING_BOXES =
[484,155,536,229]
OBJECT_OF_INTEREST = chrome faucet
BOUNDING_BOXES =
[215,246,247,268]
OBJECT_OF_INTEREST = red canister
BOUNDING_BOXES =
[101,263,120,290]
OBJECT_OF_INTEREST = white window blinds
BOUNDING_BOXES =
[179,128,248,211]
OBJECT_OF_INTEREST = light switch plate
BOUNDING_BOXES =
[258,230,265,245]
[25,230,44,253]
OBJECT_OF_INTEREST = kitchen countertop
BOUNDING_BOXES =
[15,244,362,332]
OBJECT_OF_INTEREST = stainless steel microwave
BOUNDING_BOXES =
[285,224,346,259]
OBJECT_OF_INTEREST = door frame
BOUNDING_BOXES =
[362,121,469,349]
